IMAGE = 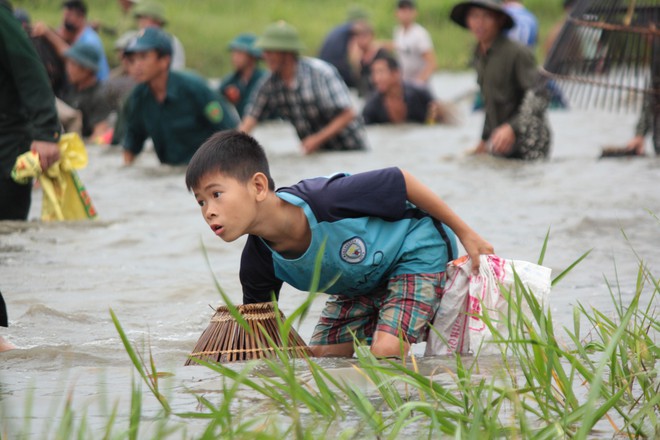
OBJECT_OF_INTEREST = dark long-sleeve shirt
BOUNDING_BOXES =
[473,34,538,141]
[0,3,60,177]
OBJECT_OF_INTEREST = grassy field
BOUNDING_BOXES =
[12,0,565,78]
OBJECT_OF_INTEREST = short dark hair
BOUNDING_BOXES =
[62,0,87,16]
[185,130,275,191]
[373,51,399,71]
[397,0,416,9]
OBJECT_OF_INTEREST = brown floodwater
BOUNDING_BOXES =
[1,72,658,436]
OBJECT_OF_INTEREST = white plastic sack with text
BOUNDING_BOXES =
[425,254,552,356]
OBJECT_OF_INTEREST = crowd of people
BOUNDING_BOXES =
[4,0,655,173]
[1,0,657,355]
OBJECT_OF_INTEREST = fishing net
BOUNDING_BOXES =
[542,0,659,111]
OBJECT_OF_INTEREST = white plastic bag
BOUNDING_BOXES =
[425,254,552,356]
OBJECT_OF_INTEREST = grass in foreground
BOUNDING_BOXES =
[3,231,659,439]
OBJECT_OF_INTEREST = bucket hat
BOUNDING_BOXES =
[124,27,173,55]
[450,0,514,30]
[64,42,100,72]
[228,33,262,58]
[133,1,167,25]
[256,21,305,53]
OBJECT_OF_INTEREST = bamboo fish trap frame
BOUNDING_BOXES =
[185,302,312,365]
[541,0,659,112]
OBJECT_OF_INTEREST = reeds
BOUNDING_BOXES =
[4,229,658,439]
[184,302,312,365]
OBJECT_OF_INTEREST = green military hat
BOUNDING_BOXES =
[450,0,514,30]
[228,33,262,58]
[64,41,100,72]
[133,1,167,25]
[124,27,173,55]
[346,5,369,22]
[256,20,305,53]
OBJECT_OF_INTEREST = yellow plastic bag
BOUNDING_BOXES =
[11,133,98,221]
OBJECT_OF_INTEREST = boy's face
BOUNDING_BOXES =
[193,171,257,243]
[396,6,416,26]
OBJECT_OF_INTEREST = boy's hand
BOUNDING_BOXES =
[460,232,494,274]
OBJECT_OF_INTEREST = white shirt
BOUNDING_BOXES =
[170,34,186,71]
[393,23,434,84]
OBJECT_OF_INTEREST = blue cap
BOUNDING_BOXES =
[228,33,262,58]
[124,27,173,55]
[64,42,100,72]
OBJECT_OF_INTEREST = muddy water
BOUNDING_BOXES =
[1,72,658,435]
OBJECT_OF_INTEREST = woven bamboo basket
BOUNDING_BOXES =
[185,302,312,365]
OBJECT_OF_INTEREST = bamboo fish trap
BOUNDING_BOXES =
[185,302,312,365]
[541,0,659,112]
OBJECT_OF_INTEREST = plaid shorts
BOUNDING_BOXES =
[309,272,445,346]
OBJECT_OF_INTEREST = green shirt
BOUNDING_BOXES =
[474,35,538,141]
[219,67,268,118]
[123,70,239,165]
[0,3,60,177]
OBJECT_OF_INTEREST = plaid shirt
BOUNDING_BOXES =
[246,57,367,151]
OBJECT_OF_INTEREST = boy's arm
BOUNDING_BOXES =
[400,169,493,271]
[240,236,284,304]
[416,49,437,85]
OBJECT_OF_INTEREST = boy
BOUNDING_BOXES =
[393,0,437,88]
[186,131,493,357]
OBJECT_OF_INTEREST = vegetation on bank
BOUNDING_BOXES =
[12,0,565,77]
